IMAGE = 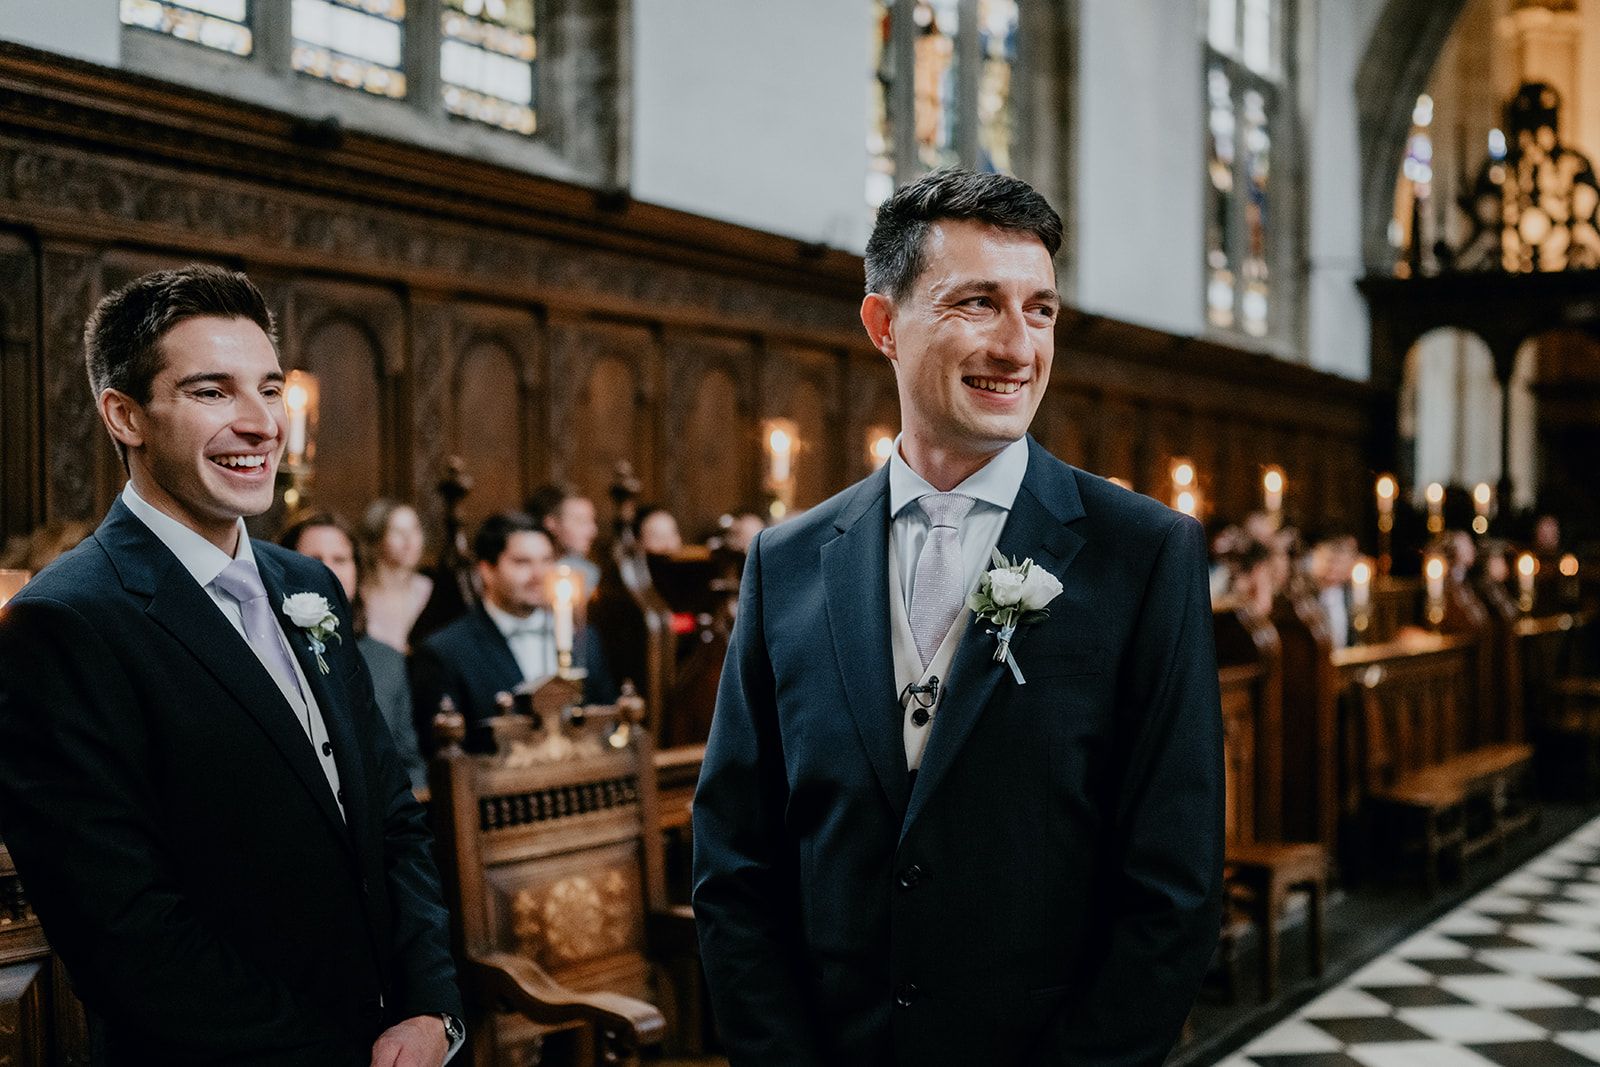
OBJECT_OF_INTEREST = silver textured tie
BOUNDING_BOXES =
[213,559,305,704]
[908,493,975,668]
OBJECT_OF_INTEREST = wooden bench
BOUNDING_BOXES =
[1337,631,1534,893]
[0,843,88,1065]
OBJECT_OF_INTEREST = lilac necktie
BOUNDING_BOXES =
[909,493,975,668]
[213,559,305,705]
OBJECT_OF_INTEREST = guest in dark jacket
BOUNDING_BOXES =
[411,512,615,752]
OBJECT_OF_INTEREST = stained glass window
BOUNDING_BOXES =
[442,0,536,135]
[867,0,896,206]
[292,0,407,99]
[121,0,253,56]
[871,0,1025,205]
[1202,0,1286,339]
[976,0,1018,174]
[913,0,960,172]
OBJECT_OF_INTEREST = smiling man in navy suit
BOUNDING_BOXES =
[692,170,1224,1066]
[0,266,462,1065]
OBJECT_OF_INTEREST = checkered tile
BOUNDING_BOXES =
[1216,816,1600,1067]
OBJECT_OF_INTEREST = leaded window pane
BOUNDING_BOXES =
[868,0,896,206]
[442,0,537,135]
[1206,65,1238,330]
[292,0,407,99]
[121,0,253,56]
[976,0,1018,175]
[1241,0,1274,77]
[913,0,960,171]
[1241,87,1271,336]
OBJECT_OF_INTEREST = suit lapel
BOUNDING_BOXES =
[900,438,1087,843]
[256,549,367,847]
[97,505,355,856]
[821,467,910,818]
[469,605,525,687]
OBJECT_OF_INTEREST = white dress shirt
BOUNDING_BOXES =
[483,601,558,684]
[886,437,1029,770]
[121,482,344,812]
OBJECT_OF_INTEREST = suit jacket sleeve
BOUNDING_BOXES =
[691,534,827,1067]
[0,595,345,1059]
[346,625,464,1023]
[409,637,465,757]
[1023,516,1225,1067]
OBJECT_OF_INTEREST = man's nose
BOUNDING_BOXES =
[988,304,1032,366]
[233,390,279,439]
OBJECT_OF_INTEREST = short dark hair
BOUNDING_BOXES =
[279,511,363,575]
[84,265,277,466]
[525,483,577,528]
[473,511,547,566]
[864,169,1062,301]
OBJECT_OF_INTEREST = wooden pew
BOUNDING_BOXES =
[0,843,88,1065]
[1213,603,1328,1000]
[429,681,703,1065]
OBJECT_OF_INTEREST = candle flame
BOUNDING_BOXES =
[1425,556,1446,581]
[1561,554,1579,578]
[1172,461,1195,488]
[768,427,792,455]
[285,382,309,414]
[1263,468,1284,495]
[1518,553,1538,577]
[1376,474,1397,500]
[870,433,894,467]
[1473,483,1492,506]
[1351,560,1372,584]
[1426,482,1444,505]
[1175,490,1198,516]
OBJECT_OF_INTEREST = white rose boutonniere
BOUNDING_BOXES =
[966,550,1063,684]
[283,592,341,674]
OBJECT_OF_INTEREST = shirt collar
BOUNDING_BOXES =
[887,435,1029,519]
[121,481,253,588]
[483,600,546,638]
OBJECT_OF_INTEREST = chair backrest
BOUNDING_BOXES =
[1214,602,1285,845]
[431,680,666,1019]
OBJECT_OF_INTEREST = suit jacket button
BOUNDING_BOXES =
[898,864,924,890]
[894,982,918,1009]
[322,741,333,756]
[360,877,371,897]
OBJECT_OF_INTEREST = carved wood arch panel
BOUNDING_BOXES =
[453,339,526,526]
[550,319,656,508]
[661,334,757,535]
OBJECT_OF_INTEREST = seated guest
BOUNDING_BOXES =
[635,503,682,555]
[412,512,616,751]
[526,482,601,596]
[360,498,433,652]
[280,512,429,795]
[1308,533,1359,649]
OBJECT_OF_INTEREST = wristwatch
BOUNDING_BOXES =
[439,1013,465,1047]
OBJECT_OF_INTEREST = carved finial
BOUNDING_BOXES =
[616,681,647,726]
[433,696,466,756]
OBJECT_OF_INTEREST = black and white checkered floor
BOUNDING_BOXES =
[1218,815,1600,1067]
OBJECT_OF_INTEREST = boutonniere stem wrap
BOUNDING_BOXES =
[967,550,1064,685]
[283,592,341,674]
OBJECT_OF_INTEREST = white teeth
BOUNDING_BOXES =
[213,455,265,469]
[965,377,1022,395]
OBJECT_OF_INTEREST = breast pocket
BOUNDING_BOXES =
[1022,647,1107,680]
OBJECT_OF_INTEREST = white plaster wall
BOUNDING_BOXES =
[1073,0,1205,336]
[630,0,870,250]
[1303,0,1386,379]
[0,0,119,66]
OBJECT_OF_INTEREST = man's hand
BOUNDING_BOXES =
[369,1015,449,1067]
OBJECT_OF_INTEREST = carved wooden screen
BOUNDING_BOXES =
[574,356,642,512]
[677,369,747,540]
[299,317,385,521]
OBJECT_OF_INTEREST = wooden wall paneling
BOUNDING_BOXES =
[764,344,842,512]
[406,296,454,543]
[284,282,404,523]
[550,319,655,514]
[842,351,899,483]
[660,333,756,539]
[38,245,107,524]
[1097,397,1138,488]
[1045,391,1091,470]
[447,303,539,527]
[0,232,39,542]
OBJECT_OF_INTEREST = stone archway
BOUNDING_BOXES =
[1356,0,1472,271]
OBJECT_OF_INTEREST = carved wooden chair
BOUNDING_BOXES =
[428,680,703,1066]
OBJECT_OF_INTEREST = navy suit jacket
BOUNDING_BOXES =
[410,604,617,752]
[692,437,1224,1066]
[0,500,462,1066]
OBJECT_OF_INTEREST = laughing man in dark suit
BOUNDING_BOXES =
[692,170,1225,1066]
[0,266,462,1065]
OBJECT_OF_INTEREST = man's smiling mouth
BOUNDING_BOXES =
[963,376,1024,395]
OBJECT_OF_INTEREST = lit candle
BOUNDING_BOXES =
[0,569,29,609]
[870,433,894,468]
[1472,483,1492,535]
[1561,553,1580,605]
[552,565,576,656]
[1425,553,1447,625]
[1263,467,1285,514]
[1171,459,1197,514]
[1175,490,1198,518]
[1376,474,1397,518]
[1350,560,1372,611]
[1426,482,1444,533]
[1517,552,1538,612]
[1172,460,1195,489]
[768,426,793,485]
[285,380,309,464]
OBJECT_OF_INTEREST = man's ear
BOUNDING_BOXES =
[860,293,898,364]
[98,389,145,452]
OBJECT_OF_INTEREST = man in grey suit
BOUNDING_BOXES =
[692,170,1224,1065]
